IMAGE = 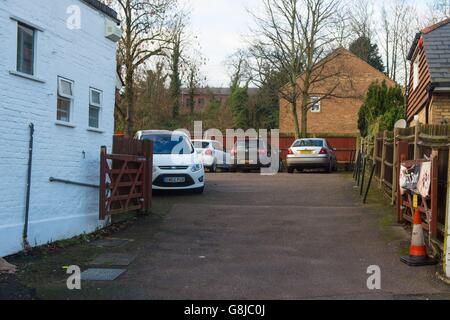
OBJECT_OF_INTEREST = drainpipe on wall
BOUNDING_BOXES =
[23,123,34,251]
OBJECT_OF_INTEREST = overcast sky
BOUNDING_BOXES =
[188,0,430,87]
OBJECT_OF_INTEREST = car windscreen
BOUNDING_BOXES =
[142,135,194,155]
[236,140,266,149]
[192,141,211,149]
[293,140,324,147]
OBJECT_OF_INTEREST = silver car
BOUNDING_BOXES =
[286,138,337,173]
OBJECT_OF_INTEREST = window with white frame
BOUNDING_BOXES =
[57,77,74,123]
[17,22,35,75]
[413,55,420,90]
[310,97,321,113]
[89,88,102,129]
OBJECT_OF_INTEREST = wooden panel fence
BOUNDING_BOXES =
[359,123,450,254]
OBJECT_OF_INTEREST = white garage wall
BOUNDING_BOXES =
[0,0,117,256]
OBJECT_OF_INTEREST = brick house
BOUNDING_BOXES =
[406,18,450,125]
[0,0,120,256]
[279,48,396,136]
[181,87,258,114]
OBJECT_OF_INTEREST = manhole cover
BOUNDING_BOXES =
[89,253,137,267]
[90,238,132,248]
[81,268,126,281]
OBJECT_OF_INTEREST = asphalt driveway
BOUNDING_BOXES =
[6,172,450,299]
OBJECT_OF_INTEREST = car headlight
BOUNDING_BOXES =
[191,164,203,172]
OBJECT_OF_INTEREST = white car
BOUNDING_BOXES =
[192,139,231,172]
[135,130,205,193]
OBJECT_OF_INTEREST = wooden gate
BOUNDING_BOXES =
[99,137,153,220]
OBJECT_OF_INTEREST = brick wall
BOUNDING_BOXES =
[0,0,117,256]
[430,93,450,124]
[280,49,396,136]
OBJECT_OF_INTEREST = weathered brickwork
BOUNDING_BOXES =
[279,49,396,136]
[430,94,450,124]
[0,0,117,256]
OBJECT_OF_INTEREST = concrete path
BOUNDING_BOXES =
[10,172,450,299]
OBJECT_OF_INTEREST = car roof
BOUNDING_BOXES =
[137,130,189,137]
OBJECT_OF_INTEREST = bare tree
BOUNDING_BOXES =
[249,0,346,138]
[427,0,450,23]
[107,0,176,136]
[379,0,420,87]
[349,0,375,40]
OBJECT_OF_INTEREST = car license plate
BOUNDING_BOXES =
[164,177,185,183]
[299,150,313,155]
[240,160,254,165]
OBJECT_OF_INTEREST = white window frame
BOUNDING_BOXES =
[56,77,75,125]
[310,97,321,113]
[413,56,420,90]
[88,88,103,130]
[16,22,36,76]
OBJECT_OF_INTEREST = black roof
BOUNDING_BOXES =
[423,22,450,85]
[80,0,119,22]
[408,18,450,86]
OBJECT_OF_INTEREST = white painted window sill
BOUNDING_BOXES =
[87,127,105,134]
[9,70,45,83]
[55,121,76,128]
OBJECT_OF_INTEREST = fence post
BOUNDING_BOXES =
[414,121,421,160]
[391,128,399,205]
[380,130,388,189]
[396,141,409,223]
[444,150,450,277]
[431,149,439,240]
[143,140,153,214]
[99,146,107,220]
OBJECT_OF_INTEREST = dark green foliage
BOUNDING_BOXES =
[230,87,250,129]
[349,36,385,73]
[358,81,405,137]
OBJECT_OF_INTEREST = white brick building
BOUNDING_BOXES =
[0,0,120,256]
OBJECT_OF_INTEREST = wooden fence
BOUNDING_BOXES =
[358,123,450,253]
[99,136,153,220]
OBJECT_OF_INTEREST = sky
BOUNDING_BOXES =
[188,0,430,88]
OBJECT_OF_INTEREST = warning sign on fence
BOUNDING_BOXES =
[399,161,431,198]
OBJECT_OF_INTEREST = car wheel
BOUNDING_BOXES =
[287,167,295,174]
[193,187,205,194]
[327,161,333,173]
[210,163,217,173]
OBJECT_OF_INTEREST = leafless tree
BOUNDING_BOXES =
[427,0,450,23]
[106,0,176,136]
[248,0,347,138]
[349,0,375,40]
[379,0,421,87]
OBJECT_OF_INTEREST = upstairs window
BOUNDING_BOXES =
[89,88,102,129]
[57,77,74,123]
[17,23,35,75]
[413,55,420,90]
[310,97,321,113]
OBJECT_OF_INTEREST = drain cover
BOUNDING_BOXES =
[90,253,136,267]
[91,238,132,248]
[81,268,126,281]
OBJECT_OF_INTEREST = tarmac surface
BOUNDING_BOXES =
[2,172,450,300]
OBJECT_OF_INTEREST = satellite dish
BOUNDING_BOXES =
[394,119,407,129]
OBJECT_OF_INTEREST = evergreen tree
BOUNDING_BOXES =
[349,36,385,73]
[358,81,405,137]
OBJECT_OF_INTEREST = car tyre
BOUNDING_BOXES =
[210,162,217,173]
[287,167,295,174]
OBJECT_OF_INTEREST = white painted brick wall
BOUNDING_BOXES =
[0,0,117,256]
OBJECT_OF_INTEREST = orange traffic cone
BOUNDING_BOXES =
[401,209,437,266]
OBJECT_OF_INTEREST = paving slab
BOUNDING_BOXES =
[81,268,127,281]
[89,253,137,267]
